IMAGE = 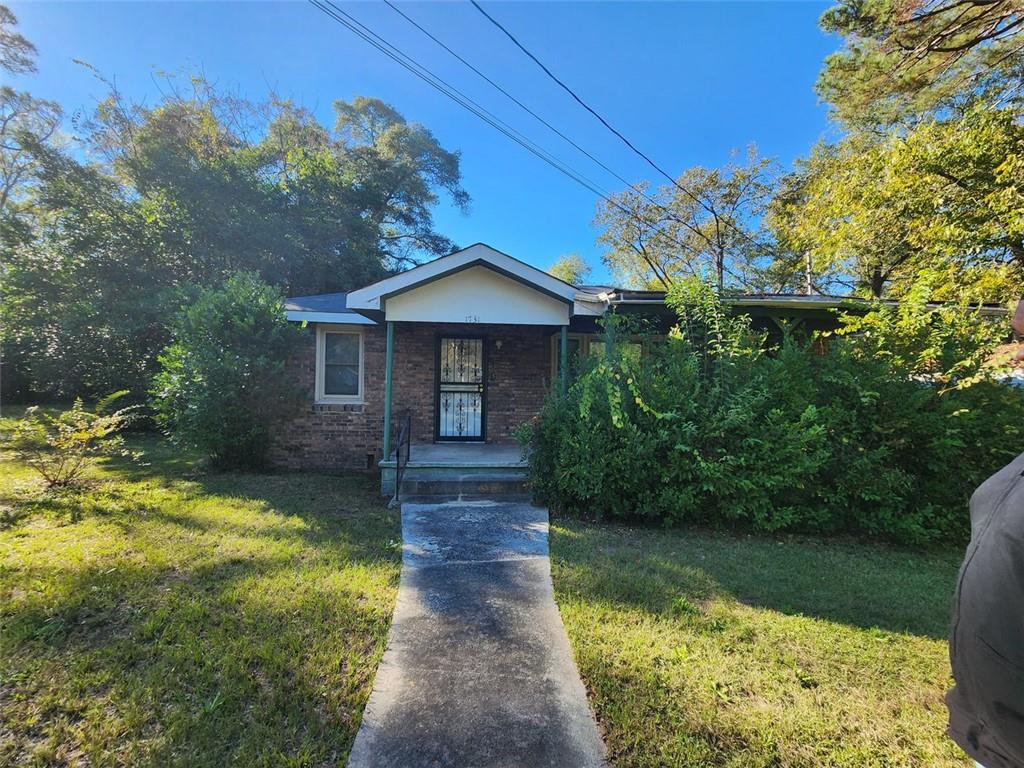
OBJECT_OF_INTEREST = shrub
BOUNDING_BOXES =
[520,279,1024,545]
[151,273,301,470]
[6,393,140,489]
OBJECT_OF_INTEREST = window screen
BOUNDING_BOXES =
[324,332,360,396]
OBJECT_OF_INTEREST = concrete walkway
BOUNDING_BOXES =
[347,500,606,768]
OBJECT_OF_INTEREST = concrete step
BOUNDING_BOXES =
[399,472,531,500]
[399,465,527,480]
[382,463,531,500]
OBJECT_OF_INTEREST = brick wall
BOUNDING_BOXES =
[269,322,556,471]
[268,324,387,471]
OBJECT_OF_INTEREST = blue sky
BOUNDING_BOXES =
[8,1,839,283]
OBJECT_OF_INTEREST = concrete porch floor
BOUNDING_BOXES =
[381,443,527,468]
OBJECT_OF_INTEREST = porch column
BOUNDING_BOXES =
[559,325,568,395]
[383,320,394,460]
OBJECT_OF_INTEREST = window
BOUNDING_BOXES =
[316,325,363,404]
[550,334,646,380]
[589,340,643,363]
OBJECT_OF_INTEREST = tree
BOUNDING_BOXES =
[334,96,469,269]
[3,72,469,400]
[769,0,1024,301]
[80,80,468,292]
[151,274,301,470]
[595,148,780,292]
[548,253,592,285]
[771,98,1023,300]
[0,4,35,75]
[0,4,61,221]
[818,0,1024,128]
[0,88,60,215]
[1,5,67,401]
[3,142,179,398]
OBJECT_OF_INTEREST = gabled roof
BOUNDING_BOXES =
[346,243,602,319]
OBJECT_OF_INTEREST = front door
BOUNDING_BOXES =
[436,336,486,441]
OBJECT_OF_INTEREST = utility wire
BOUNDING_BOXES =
[310,0,609,198]
[469,0,681,192]
[307,0,707,266]
[468,0,774,256]
[380,0,715,248]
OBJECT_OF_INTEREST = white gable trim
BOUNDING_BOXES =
[347,244,578,313]
[385,265,571,325]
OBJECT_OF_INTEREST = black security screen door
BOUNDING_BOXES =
[436,336,485,441]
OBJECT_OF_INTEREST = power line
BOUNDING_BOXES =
[306,0,707,267]
[380,0,715,249]
[468,0,774,255]
[309,1,609,197]
[469,0,681,192]
[381,1,641,199]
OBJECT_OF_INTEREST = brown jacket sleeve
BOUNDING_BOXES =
[947,450,1024,768]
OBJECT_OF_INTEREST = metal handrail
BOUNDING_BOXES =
[393,409,412,504]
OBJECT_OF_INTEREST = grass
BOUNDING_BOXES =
[551,519,968,768]
[0,404,971,766]
[0,424,400,767]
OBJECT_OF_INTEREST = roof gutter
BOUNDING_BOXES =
[605,294,1010,316]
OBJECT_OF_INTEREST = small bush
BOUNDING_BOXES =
[6,393,140,488]
[151,273,301,470]
[521,279,1024,545]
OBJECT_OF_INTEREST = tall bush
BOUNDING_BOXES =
[151,273,301,470]
[520,279,1024,545]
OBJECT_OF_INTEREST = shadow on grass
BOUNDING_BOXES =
[18,435,397,553]
[3,556,394,766]
[99,433,205,482]
[551,516,963,640]
[0,504,30,530]
[1,437,402,767]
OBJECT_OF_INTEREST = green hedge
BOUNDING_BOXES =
[518,280,1024,545]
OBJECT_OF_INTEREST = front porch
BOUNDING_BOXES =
[380,442,529,498]
[331,243,605,493]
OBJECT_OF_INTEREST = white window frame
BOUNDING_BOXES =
[315,324,364,405]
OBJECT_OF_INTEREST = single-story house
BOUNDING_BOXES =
[270,243,879,493]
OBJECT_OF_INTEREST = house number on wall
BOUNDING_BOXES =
[464,315,480,323]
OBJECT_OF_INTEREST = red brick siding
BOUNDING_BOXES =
[269,322,555,471]
[268,325,387,471]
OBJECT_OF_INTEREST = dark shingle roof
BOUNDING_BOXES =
[284,292,354,314]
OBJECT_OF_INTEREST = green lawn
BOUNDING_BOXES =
[551,519,968,768]
[0,406,971,768]
[0,428,400,767]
